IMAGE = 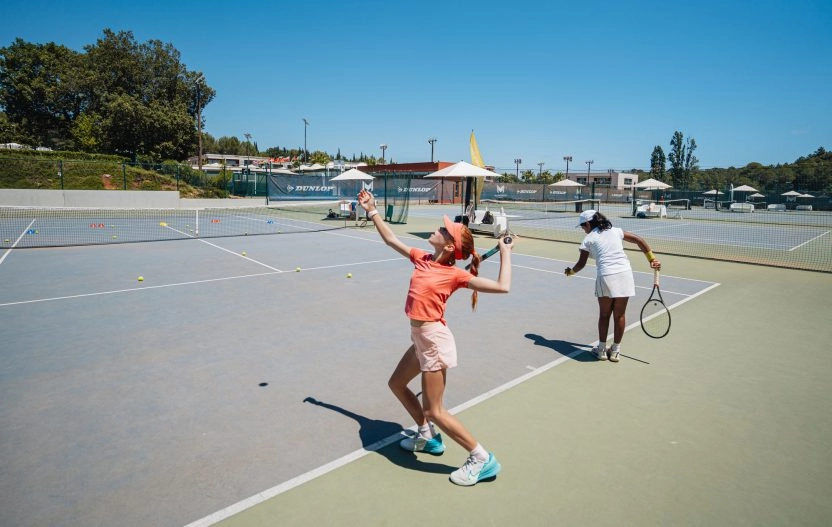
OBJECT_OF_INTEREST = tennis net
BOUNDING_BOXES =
[0,201,347,248]
[481,198,601,220]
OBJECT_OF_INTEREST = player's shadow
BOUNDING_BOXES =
[302,396,455,474]
[525,333,651,364]
[525,333,596,362]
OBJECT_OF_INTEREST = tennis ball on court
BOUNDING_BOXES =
[296,267,301,272]
[112,235,117,239]
[347,273,352,278]
[137,276,144,282]
[34,230,39,234]
[242,251,247,256]
[159,221,167,227]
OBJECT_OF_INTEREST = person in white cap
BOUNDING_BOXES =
[564,210,661,362]
[357,189,514,486]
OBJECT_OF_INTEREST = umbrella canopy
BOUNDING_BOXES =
[733,184,758,192]
[798,193,815,198]
[329,168,374,181]
[423,161,502,181]
[702,189,724,195]
[749,192,765,199]
[635,178,672,189]
[781,190,802,196]
[549,178,584,187]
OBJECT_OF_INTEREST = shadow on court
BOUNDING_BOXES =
[524,333,652,365]
[302,397,455,475]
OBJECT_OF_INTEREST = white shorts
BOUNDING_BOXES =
[410,322,458,371]
[595,270,635,298]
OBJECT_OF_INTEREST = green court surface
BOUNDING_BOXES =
[202,219,832,527]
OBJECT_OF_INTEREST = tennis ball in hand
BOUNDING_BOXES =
[137,276,144,282]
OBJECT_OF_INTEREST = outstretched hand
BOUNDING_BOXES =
[357,189,375,211]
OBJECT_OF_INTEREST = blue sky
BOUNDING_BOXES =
[2,0,830,172]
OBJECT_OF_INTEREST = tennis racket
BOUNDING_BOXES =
[467,233,512,270]
[640,269,671,338]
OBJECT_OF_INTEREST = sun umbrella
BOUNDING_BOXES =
[702,189,724,195]
[329,168,374,181]
[781,190,802,196]
[635,178,672,189]
[733,184,758,192]
[749,193,765,199]
[549,178,584,187]
[423,161,502,181]
[798,193,815,198]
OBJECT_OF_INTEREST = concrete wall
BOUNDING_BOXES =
[1,190,179,208]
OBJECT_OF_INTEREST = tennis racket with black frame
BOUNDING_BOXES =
[640,269,671,338]
[467,231,513,270]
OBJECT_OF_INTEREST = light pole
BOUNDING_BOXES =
[380,144,387,164]
[563,156,572,180]
[302,118,309,164]
[428,138,437,163]
[244,133,252,163]
[514,158,522,180]
[538,162,544,179]
[585,160,594,186]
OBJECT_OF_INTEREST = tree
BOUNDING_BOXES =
[650,145,666,181]
[668,131,697,190]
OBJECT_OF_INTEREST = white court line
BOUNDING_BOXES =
[789,230,830,251]
[0,219,35,265]
[183,264,721,527]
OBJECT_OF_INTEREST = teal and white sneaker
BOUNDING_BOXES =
[399,433,446,455]
[449,452,501,486]
[593,343,608,361]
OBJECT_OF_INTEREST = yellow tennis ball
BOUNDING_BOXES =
[296,267,301,272]
[242,251,247,256]
[112,235,117,239]
[347,273,352,278]
[137,276,144,282]
[159,221,167,227]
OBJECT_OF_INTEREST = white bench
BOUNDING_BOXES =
[468,208,509,238]
[796,205,813,211]
[729,202,754,213]
[636,203,667,218]
[767,204,786,212]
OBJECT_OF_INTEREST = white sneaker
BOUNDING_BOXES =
[449,453,501,486]
[609,345,620,362]
[593,344,608,361]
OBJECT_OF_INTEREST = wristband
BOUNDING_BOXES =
[367,210,379,219]
[645,250,655,263]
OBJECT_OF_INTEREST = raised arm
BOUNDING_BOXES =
[467,236,514,293]
[357,190,411,258]
[623,231,661,270]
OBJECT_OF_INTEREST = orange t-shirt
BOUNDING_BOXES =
[405,248,472,323]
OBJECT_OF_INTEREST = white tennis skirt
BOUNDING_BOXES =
[595,270,635,298]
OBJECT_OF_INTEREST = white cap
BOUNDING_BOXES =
[576,209,597,227]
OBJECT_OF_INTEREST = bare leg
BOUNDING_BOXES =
[421,369,477,451]
[597,296,614,342]
[388,345,426,426]
[612,297,629,343]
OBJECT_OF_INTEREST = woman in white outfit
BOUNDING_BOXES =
[564,210,662,362]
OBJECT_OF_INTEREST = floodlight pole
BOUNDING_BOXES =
[563,156,572,180]
[514,158,522,180]
[380,144,387,163]
[538,162,544,178]
[428,138,437,163]
[195,73,204,176]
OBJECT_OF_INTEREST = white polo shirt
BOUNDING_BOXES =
[579,227,632,276]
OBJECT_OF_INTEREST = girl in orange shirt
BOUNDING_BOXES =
[358,189,514,486]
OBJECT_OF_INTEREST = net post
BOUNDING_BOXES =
[195,208,199,237]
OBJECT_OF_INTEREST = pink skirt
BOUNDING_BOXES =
[410,322,458,371]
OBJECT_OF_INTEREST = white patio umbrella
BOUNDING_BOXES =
[329,168,373,181]
[749,192,765,199]
[635,178,672,190]
[424,161,503,211]
[702,189,724,195]
[549,178,584,187]
[329,168,374,198]
[798,193,815,198]
[733,184,758,192]
[781,190,802,196]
